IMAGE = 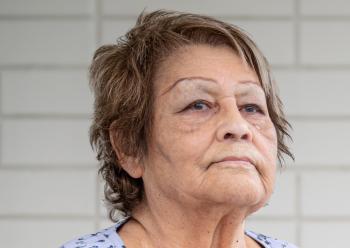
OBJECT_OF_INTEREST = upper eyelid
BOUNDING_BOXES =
[183,99,265,111]
[241,103,261,108]
[186,100,211,109]
[240,104,265,114]
[180,100,213,113]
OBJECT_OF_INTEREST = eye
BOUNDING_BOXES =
[241,104,264,114]
[183,100,211,112]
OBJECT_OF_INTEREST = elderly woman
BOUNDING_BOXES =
[62,10,297,248]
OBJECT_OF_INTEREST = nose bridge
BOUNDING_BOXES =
[216,97,252,141]
[219,96,242,122]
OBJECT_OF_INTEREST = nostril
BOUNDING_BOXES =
[223,132,250,140]
[224,133,234,139]
[241,133,250,140]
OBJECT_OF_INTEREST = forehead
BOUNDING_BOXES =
[153,44,263,96]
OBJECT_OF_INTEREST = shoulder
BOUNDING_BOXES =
[246,230,299,248]
[60,224,126,248]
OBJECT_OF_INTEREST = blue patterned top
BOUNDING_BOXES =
[61,218,298,248]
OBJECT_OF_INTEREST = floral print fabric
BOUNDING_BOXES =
[61,218,298,248]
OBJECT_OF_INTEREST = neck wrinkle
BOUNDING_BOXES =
[131,197,251,248]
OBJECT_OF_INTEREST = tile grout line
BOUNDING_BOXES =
[0,165,95,169]
[0,14,92,21]
[0,65,89,70]
[294,0,301,70]
[94,0,102,47]
[0,71,3,168]
[295,172,302,246]
[2,114,91,119]
[0,214,95,220]
[300,15,350,21]
[102,14,350,21]
[293,0,302,246]
[102,14,294,21]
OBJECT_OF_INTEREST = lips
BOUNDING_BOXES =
[211,156,255,168]
[221,156,251,163]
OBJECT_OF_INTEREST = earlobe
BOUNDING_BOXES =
[109,129,144,179]
[121,156,144,179]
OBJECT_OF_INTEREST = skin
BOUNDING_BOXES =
[114,44,278,248]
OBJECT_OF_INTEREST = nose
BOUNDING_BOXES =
[216,101,253,142]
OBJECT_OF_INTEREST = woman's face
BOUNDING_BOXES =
[141,44,277,213]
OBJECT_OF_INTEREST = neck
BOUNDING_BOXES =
[130,195,254,248]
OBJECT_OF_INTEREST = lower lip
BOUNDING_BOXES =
[212,160,254,169]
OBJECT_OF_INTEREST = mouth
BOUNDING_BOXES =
[210,156,255,169]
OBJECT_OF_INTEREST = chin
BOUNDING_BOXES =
[195,167,274,212]
[206,177,270,211]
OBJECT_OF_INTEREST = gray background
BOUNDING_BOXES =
[1,0,350,247]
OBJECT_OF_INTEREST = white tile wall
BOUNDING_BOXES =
[301,172,350,216]
[0,20,94,65]
[301,21,350,65]
[301,0,350,16]
[0,219,95,248]
[0,170,96,215]
[276,69,350,116]
[301,221,350,247]
[0,0,94,15]
[1,70,93,115]
[231,20,295,66]
[1,0,350,247]
[102,0,294,17]
[253,171,296,217]
[291,120,350,166]
[1,119,95,166]
[101,20,135,44]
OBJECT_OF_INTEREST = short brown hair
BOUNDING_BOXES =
[89,10,294,221]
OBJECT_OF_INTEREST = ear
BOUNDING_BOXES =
[109,128,144,179]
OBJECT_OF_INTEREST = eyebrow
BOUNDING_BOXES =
[160,76,261,96]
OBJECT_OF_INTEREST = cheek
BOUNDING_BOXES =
[251,124,277,198]
[253,122,278,171]
[266,126,278,160]
[258,118,277,151]
[151,112,212,165]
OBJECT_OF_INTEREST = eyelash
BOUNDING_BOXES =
[183,100,264,115]
[183,100,212,112]
[241,104,265,114]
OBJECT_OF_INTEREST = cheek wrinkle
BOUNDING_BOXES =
[155,139,173,164]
